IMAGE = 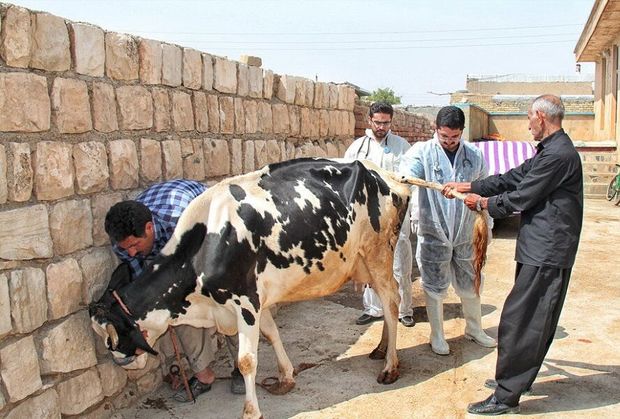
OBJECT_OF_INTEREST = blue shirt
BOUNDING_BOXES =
[112,179,207,276]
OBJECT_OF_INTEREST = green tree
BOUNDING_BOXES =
[365,87,401,105]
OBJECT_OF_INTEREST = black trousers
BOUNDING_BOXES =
[494,263,571,407]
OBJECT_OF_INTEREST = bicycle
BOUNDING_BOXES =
[606,163,620,205]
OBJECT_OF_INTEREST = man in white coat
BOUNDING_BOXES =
[400,106,496,354]
[345,101,415,327]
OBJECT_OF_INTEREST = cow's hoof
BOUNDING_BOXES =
[376,369,399,384]
[369,346,387,360]
[261,377,296,395]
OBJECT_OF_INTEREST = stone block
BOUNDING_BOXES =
[237,63,249,97]
[97,361,128,397]
[311,109,321,138]
[5,142,33,202]
[243,141,255,173]
[300,107,312,137]
[136,369,163,395]
[10,268,47,333]
[74,141,109,194]
[51,77,92,133]
[257,101,273,134]
[263,69,274,100]
[92,82,118,132]
[162,140,183,180]
[152,87,171,132]
[140,138,162,182]
[194,91,209,132]
[0,204,52,260]
[108,139,139,190]
[76,402,114,419]
[326,142,339,157]
[248,66,263,98]
[207,94,220,133]
[183,48,202,89]
[288,105,301,137]
[70,23,105,76]
[117,85,153,130]
[91,192,123,246]
[337,141,349,158]
[0,72,50,132]
[286,142,296,159]
[105,32,138,81]
[328,83,339,109]
[46,258,83,320]
[33,141,74,200]
[295,143,318,158]
[0,5,31,68]
[319,109,329,137]
[0,145,9,204]
[276,75,296,104]
[4,388,59,419]
[244,99,258,134]
[0,335,42,402]
[124,353,159,381]
[38,311,98,374]
[272,103,289,134]
[171,91,194,131]
[0,273,11,336]
[204,139,230,177]
[57,369,103,415]
[213,57,237,94]
[79,247,116,303]
[219,96,235,134]
[347,111,356,137]
[234,97,245,134]
[181,138,205,180]
[255,140,281,168]
[49,199,93,255]
[240,54,262,67]
[161,43,182,87]
[30,12,70,71]
[138,38,162,84]
[202,53,214,90]
[329,110,339,137]
[296,78,314,107]
[314,82,324,109]
[338,84,355,110]
[254,140,265,169]
[231,138,243,176]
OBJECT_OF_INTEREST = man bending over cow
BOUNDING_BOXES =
[104,179,245,401]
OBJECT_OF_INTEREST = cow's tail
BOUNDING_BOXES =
[472,211,489,296]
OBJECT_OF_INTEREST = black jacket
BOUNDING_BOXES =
[471,129,583,268]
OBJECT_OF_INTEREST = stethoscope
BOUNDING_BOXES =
[432,142,473,175]
[356,135,391,158]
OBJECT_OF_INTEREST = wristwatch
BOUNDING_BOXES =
[475,198,482,212]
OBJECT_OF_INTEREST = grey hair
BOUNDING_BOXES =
[531,94,565,121]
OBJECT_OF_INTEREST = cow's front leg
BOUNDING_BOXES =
[259,308,295,395]
[237,308,262,419]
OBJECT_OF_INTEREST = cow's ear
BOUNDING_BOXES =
[108,263,133,291]
[129,328,158,355]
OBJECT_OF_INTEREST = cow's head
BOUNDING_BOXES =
[89,263,158,368]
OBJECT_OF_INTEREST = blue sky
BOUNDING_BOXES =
[10,0,596,106]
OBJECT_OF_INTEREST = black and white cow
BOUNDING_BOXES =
[90,158,411,419]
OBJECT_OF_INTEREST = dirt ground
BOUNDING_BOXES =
[113,199,620,418]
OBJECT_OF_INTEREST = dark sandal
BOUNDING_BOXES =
[173,376,212,402]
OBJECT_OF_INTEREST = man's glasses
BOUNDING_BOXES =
[370,120,392,127]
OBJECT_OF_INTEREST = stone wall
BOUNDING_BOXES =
[353,103,434,143]
[0,3,358,417]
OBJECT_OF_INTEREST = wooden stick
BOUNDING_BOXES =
[393,174,468,201]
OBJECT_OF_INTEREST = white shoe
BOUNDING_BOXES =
[425,290,450,355]
[462,296,497,348]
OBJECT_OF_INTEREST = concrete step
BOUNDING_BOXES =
[580,152,618,163]
[581,161,618,174]
[583,171,616,184]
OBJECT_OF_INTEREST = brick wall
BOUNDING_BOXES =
[0,3,359,417]
[354,103,434,144]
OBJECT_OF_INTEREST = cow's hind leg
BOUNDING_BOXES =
[364,257,400,384]
[258,308,295,395]
[237,307,263,419]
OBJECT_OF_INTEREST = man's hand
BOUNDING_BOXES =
[442,182,471,198]
[464,193,484,211]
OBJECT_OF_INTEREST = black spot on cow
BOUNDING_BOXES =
[316,261,325,271]
[234,299,241,305]
[241,308,255,326]
[229,184,246,202]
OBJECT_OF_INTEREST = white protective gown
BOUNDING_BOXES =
[344,129,415,318]
[400,135,492,298]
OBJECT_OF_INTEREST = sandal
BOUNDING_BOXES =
[173,376,212,402]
